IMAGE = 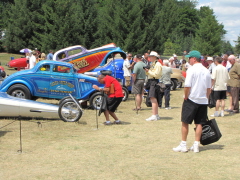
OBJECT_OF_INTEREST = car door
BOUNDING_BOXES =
[31,64,51,98]
[49,64,77,99]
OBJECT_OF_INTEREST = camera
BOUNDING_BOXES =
[143,65,150,70]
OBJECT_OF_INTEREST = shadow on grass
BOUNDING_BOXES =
[200,144,224,151]
[0,130,12,137]
[160,117,174,120]
[76,121,87,125]
[101,121,131,126]
[169,107,181,109]
[116,121,131,125]
[224,113,239,117]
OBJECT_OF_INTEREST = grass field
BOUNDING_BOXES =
[1,90,240,180]
[0,53,240,179]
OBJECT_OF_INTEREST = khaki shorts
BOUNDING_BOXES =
[124,76,131,87]
[132,79,145,94]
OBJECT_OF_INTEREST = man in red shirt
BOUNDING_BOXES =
[93,75,124,125]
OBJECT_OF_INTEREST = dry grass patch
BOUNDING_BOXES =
[1,89,240,179]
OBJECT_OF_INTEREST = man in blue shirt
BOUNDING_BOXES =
[47,50,54,60]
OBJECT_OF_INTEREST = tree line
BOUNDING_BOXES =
[0,0,237,56]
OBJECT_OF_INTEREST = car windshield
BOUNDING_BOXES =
[72,65,79,73]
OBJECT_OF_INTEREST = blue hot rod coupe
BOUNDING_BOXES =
[0,60,115,109]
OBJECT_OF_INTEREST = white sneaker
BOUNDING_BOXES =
[146,115,157,121]
[156,114,160,120]
[173,145,188,152]
[165,107,171,110]
[210,112,220,117]
[189,144,199,153]
[220,111,224,117]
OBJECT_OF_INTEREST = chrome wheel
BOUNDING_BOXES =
[11,89,26,98]
[89,92,107,110]
[91,95,103,110]
[7,84,32,99]
[59,100,82,122]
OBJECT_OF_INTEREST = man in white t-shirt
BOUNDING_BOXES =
[29,52,37,69]
[207,57,216,73]
[173,50,211,153]
[211,57,229,117]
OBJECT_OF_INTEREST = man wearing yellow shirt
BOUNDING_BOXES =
[144,51,162,121]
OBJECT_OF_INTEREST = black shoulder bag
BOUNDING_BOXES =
[98,91,108,116]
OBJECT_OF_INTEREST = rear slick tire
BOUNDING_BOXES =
[7,84,32,99]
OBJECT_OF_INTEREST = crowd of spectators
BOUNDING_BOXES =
[120,50,239,153]
[24,49,54,69]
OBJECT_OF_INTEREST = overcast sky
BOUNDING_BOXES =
[197,0,240,46]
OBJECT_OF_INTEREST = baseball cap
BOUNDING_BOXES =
[185,50,201,59]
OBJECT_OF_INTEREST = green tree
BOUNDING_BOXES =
[0,3,3,51]
[193,6,226,55]
[163,38,175,56]
[234,35,240,55]
[149,0,178,54]
[94,0,167,54]
[1,0,227,56]
[35,0,98,52]
[222,40,234,55]
[94,0,144,53]
[3,0,46,52]
[169,1,199,55]
[0,1,14,51]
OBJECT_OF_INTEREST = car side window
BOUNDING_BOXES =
[57,52,67,60]
[68,49,82,56]
[39,65,50,71]
[53,65,71,73]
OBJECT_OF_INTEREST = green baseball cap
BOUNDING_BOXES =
[185,50,201,59]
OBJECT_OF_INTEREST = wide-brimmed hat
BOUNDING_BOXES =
[148,51,159,58]
[185,50,201,59]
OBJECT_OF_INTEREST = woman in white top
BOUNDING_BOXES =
[25,53,31,69]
